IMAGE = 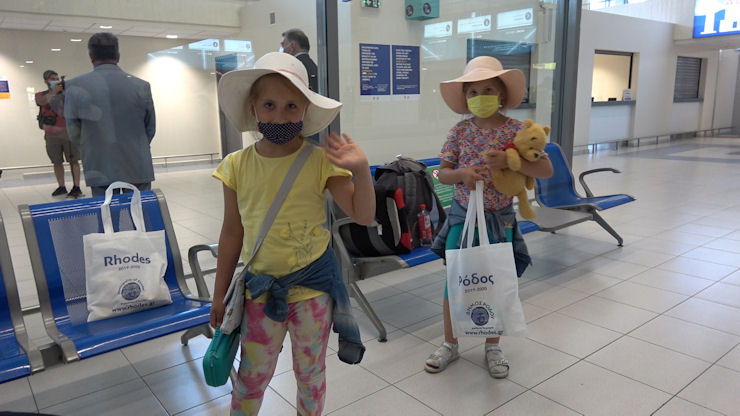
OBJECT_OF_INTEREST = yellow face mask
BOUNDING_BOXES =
[466,95,500,118]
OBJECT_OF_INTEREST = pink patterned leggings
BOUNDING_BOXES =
[230,294,333,416]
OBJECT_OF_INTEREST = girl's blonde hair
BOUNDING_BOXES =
[244,73,310,139]
[246,73,309,110]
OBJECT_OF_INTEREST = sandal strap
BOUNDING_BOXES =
[429,342,456,359]
[485,344,509,368]
[488,359,509,368]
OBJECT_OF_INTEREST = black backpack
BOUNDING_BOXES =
[339,157,446,256]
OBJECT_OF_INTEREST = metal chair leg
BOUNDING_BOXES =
[181,323,213,345]
[592,211,624,246]
[349,281,387,342]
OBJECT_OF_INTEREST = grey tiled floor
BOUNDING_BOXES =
[2,137,740,415]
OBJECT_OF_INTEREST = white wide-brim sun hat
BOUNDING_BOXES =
[440,56,526,114]
[218,52,341,135]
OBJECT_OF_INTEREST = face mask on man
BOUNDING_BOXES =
[467,95,500,118]
[48,81,59,89]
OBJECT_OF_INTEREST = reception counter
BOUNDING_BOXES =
[589,100,635,142]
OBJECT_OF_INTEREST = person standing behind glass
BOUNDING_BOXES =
[281,29,321,144]
[64,32,156,197]
[35,70,83,198]
[281,29,318,92]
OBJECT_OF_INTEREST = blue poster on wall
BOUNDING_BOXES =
[392,45,420,96]
[0,77,9,99]
[360,43,391,100]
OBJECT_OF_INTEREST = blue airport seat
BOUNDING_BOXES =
[0,213,44,383]
[417,157,442,169]
[518,220,539,234]
[536,142,636,245]
[19,190,212,363]
[397,247,441,268]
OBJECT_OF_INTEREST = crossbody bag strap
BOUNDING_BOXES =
[245,143,313,267]
[221,144,314,304]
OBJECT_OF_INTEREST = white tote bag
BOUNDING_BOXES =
[84,182,172,322]
[445,182,527,338]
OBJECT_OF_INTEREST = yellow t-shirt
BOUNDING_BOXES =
[213,141,351,303]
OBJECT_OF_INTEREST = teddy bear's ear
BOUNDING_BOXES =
[544,126,551,135]
[524,119,533,128]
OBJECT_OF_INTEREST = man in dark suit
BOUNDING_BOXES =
[281,29,318,92]
[64,32,156,197]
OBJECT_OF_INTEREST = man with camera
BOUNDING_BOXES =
[35,70,82,198]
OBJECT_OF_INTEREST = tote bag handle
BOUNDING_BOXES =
[100,181,145,234]
[460,180,489,249]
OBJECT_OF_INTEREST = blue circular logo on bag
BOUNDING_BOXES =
[121,281,142,300]
[470,306,489,326]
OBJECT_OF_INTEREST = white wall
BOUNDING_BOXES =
[712,49,740,129]
[0,29,221,168]
[735,62,740,133]
[575,10,739,146]
[670,47,739,133]
[590,105,633,141]
[576,11,674,145]
[595,0,692,24]
[0,0,241,31]
[670,102,702,133]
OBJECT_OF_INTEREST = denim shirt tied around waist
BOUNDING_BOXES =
[430,199,532,277]
[243,246,365,363]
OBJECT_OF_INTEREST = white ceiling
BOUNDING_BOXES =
[0,14,236,40]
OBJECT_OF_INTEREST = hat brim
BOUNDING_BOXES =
[440,67,526,114]
[218,68,341,135]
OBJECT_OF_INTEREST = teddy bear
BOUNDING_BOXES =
[487,119,550,220]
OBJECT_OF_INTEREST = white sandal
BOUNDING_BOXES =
[424,342,459,373]
[485,343,509,379]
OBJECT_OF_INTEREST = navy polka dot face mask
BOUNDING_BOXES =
[255,107,305,145]
[257,120,304,145]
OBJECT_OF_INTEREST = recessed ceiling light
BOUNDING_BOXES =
[25,60,33,64]
[166,34,178,39]
[99,25,112,29]
[51,48,61,52]
[70,38,82,42]
[19,65,25,68]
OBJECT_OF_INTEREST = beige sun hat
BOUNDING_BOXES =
[217,52,341,135]
[440,56,526,114]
